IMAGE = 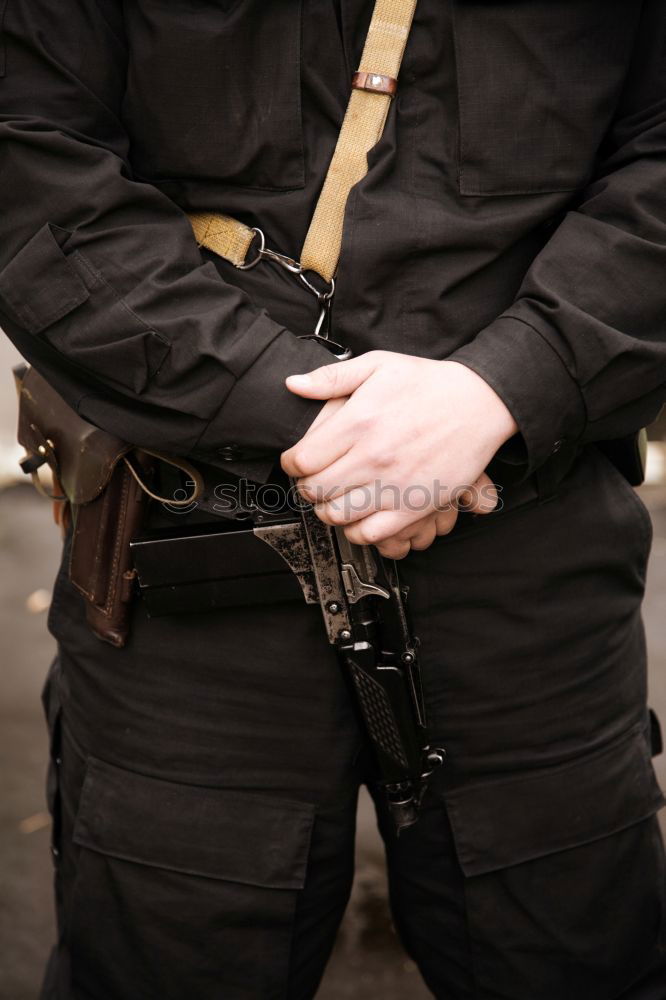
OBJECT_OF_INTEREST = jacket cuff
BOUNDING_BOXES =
[449,314,587,475]
[192,328,332,478]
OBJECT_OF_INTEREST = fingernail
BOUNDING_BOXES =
[286,374,311,388]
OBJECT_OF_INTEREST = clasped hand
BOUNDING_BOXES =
[281,352,518,559]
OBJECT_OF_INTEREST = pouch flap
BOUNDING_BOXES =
[0,223,90,334]
[446,727,664,877]
[73,755,315,890]
[16,366,128,504]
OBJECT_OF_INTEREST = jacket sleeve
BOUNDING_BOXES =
[450,0,666,474]
[0,0,328,475]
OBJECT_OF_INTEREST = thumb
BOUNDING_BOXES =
[286,354,379,400]
[456,473,499,515]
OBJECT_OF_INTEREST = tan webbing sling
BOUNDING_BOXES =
[188,0,418,290]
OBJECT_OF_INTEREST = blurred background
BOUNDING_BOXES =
[1,333,665,1000]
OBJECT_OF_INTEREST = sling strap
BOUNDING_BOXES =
[301,0,417,281]
[188,0,418,283]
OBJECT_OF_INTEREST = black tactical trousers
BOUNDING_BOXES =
[41,447,666,1000]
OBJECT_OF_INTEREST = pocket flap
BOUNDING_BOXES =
[73,756,315,890]
[0,224,90,333]
[446,727,664,877]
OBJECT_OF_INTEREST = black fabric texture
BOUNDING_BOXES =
[0,0,664,478]
[41,449,666,999]
[4,0,665,995]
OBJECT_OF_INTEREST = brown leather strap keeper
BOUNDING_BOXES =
[351,71,398,97]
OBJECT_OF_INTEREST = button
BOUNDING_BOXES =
[552,439,563,454]
[218,445,240,462]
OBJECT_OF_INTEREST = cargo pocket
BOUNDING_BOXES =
[68,755,315,1000]
[0,224,170,394]
[451,1,640,196]
[445,727,666,1000]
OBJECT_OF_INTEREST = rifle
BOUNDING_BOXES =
[254,491,445,833]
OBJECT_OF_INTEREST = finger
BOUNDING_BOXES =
[375,538,412,560]
[434,506,459,535]
[455,472,498,515]
[281,417,353,479]
[393,512,435,540]
[295,456,370,506]
[313,482,392,525]
[306,396,347,435]
[285,352,381,400]
[343,508,422,546]
[403,521,437,551]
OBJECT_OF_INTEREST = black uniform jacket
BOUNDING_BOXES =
[0,0,664,480]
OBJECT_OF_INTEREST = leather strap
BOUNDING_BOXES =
[123,449,204,507]
[187,0,419,281]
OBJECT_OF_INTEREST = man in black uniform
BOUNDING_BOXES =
[1,1,666,998]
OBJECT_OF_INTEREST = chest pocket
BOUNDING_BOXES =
[452,0,641,197]
[123,0,304,190]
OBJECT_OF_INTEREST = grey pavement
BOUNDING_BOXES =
[1,483,665,1000]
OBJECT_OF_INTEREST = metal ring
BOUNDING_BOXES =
[236,227,266,270]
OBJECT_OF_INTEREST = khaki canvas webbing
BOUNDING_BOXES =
[188,0,418,282]
[188,212,255,269]
[301,0,417,281]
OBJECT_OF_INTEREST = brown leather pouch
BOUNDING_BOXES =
[14,365,201,647]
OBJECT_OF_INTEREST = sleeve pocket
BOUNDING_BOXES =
[0,223,170,394]
[0,223,91,334]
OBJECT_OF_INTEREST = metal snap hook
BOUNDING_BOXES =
[299,272,335,302]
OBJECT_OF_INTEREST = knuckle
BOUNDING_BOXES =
[354,413,374,436]
[325,502,348,526]
[357,523,385,546]
[366,443,392,469]
[436,513,456,535]
[288,447,309,478]
[412,531,435,551]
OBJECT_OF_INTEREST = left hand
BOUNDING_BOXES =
[281,351,518,553]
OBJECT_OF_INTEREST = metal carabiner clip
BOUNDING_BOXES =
[297,276,353,360]
[238,229,305,276]
[237,232,353,360]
